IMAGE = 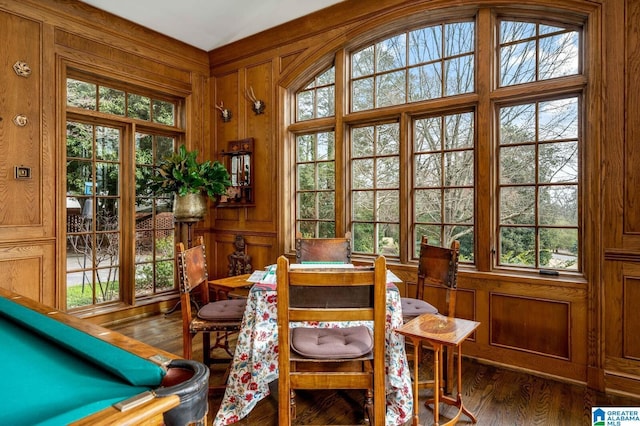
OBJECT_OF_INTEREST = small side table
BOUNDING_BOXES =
[209,273,253,300]
[396,313,480,426]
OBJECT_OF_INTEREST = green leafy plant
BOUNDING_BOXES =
[149,144,232,198]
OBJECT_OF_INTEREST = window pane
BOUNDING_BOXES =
[317,163,335,190]
[500,20,579,87]
[444,55,474,96]
[152,99,175,126]
[352,46,374,78]
[500,145,536,184]
[409,63,442,101]
[128,93,151,120]
[500,227,535,267]
[500,186,535,224]
[500,103,536,145]
[539,32,579,80]
[415,189,441,222]
[67,79,96,110]
[318,192,335,220]
[376,70,406,107]
[445,22,474,55]
[99,86,125,115]
[445,112,474,149]
[352,127,375,157]
[444,188,473,223]
[352,78,375,111]
[353,222,375,253]
[297,90,314,121]
[539,98,578,141]
[539,141,578,183]
[298,192,316,219]
[317,86,335,118]
[445,151,474,187]
[540,228,578,270]
[352,159,374,189]
[353,191,374,221]
[539,185,578,226]
[500,21,536,43]
[377,157,399,188]
[67,121,93,159]
[415,117,442,152]
[378,190,399,222]
[317,132,335,161]
[500,41,536,86]
[415,153,441,187]
[376,34,406,72]
[378,223,400,256]
[297,164,315,190]
[377,123,400,155]
[318,222,336,238]
[96,126,120,161]
[409,26,442,65]
[297,134,315,162]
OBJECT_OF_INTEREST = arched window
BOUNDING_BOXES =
[291,8,584,272]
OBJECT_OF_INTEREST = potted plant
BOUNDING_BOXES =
[149,144,232,222]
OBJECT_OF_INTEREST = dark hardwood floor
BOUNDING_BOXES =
[109,312,639,426]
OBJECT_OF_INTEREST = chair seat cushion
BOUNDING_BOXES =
[197,299,246,321]
[401,297,438,318]
[290,325,372,359]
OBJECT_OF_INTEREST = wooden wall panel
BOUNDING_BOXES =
[244,62,276,229]
[490,294,570,359]
[623,276,640,360]
[0,242,55,305]
[625,0,640,233]
[0,11,42,230]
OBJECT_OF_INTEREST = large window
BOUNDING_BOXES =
[66,76,182,309]
[292,9,583,272]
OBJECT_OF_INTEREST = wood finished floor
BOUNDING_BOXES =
[109,312,639,426]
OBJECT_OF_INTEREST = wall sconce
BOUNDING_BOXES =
[245,86,266,115]
[215,101,232,122]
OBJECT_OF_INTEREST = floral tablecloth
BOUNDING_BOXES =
[213,281,413,425]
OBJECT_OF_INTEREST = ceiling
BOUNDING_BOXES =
[80,0,344,51]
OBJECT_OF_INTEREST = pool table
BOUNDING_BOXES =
[0,288,209,426]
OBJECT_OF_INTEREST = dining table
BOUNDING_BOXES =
[213,266,413,426]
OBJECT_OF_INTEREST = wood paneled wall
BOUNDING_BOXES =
[0,0,639,399]
[0,0,208,309]
[208,0,640,397]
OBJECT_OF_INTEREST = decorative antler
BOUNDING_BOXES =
[215,101,232,122]
[245,86,266,115]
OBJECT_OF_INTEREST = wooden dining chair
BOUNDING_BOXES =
[175,236,247,392]
[276,255,387,426]
[295,231,351,263]
[401,235,461,393]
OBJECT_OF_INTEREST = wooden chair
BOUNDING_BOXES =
[276,255,387,426]
[400,235,461,393]
[295,232,351,263]
[175,236,247,391]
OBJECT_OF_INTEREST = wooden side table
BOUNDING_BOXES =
[208,273,252,300]
[396,313,480,426]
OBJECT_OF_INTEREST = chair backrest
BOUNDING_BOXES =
[416,236,461,316]
[176,236,210,323]
[295,232,352,263]
[276,254,387,423]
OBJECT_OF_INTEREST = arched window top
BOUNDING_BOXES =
[350,20,476,112]
[295,66,335,122]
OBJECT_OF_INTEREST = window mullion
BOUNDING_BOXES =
[475,7,494,271]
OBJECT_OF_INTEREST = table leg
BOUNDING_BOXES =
[433,344,440,426]
[412,338,420,426]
